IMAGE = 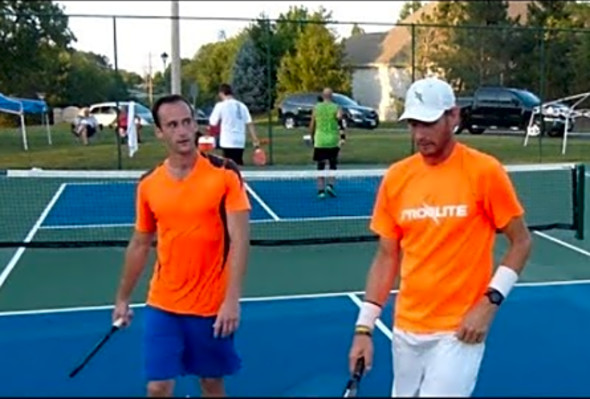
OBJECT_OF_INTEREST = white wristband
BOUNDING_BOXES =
[355,301,382,329]
[489,265,519,298]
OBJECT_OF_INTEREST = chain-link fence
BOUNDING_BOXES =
[1,12,590,170]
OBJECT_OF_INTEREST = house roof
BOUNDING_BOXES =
[343,32,388,66]
[344,1,533,67]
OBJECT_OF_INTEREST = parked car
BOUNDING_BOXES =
[456,87,574,137]
[88,101,154,130]
[277,92,379,130]
[193,107,209,127]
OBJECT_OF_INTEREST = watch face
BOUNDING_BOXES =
[487,290,503,304]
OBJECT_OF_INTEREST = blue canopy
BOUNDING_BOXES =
[0,93,52,151]
[0,94,48,115]
[0,93,23,115]
[12,97,48,114]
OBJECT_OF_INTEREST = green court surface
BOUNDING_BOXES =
[0,164,588,396]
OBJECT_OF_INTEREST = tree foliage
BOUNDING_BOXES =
[415,1,521,93]
[0,0,75,99]
[411,0,590,100]
[231,38,268,113]
[350,23,365,36]
[398,1,423,21]
[276,20,351,100]
[183,33,247,107]
[245,6,333,109]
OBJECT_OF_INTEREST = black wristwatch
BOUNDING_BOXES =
[485,288,504,306]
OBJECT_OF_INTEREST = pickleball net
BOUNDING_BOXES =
[0,162,585,248]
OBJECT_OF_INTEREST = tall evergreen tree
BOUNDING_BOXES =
[231,38,268,114]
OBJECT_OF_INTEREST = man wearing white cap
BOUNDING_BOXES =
[348,77,533,396]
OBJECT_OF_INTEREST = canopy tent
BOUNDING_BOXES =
[524,91,590,155]
[0,93,52,150]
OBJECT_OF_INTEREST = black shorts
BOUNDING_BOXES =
[72,124,96,138]
[313,147,340,162]
[221,147,244,165]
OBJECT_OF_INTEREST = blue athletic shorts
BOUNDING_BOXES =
[143,305,241,381]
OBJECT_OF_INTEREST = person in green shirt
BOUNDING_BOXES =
[310,88,346,199]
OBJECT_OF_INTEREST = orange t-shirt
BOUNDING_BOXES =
[135,153,251,316]
[370,142,524,333]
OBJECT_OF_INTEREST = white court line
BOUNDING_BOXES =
[37,223,134,230]
[2,278,590,318]
[533,231,590,258]
[0,184,67,291]
[347,293,393,340]
[36,215,371,230]
[244,183,281,221]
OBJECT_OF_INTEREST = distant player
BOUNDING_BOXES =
[309,88,346,199]
[348,77,532,397]
[209,83,260,166]
[112,94,251,397]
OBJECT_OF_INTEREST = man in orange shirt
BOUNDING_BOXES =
[112,94,251,397]
[348,77,533,396]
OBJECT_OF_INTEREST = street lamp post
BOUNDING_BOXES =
[161,52,169,94]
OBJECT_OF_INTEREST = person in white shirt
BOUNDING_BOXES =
[208,83,260,165]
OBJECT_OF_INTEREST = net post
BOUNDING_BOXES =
[265,18,274,165]
[574,163,585,240]
[112,16,122,170]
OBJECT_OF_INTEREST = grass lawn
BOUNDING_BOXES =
[1,122,589,171]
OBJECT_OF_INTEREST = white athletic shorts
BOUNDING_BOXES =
[391,327,486,397]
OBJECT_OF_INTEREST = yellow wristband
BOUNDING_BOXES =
[355,325,372,336]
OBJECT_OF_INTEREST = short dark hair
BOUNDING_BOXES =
[151,94,194,128]
[219,83,233,96]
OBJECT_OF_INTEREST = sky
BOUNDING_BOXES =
[55,1,407,76]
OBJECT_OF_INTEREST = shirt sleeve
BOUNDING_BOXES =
[242,103,252,124]
[209,103,221,126]
[369,174,403,240]
[225,162,251,212]
[135,181,156,233]
[482,162,525,230]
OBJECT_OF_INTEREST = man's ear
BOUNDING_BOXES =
[448,106,461,129]
[154,127,164,139]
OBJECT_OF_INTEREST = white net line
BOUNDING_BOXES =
[3,162,581,181]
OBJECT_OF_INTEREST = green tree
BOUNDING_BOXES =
[183,33,247,107]
[525,0,580,99]
[276,21,351,100]
[0,0,75,100]
[568,1,590,93]
[350,23,365,36]
[231,38,268,114]
[245,6,333,108]
[398,0,423,21]
[416,1,520,93]
[58,50,128,106]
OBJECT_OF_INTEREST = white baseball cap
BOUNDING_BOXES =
[399,77,456,122]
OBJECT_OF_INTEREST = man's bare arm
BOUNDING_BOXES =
[247,123,260,146]
[499,216,532,274]
[354,236,400,333]
[225,210,250,302]
[115,231,154,303]
[363,237,401,306]
[487,216,532,300]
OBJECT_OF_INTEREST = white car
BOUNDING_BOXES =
[88,101,154,129]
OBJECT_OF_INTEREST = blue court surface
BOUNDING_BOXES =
[2,283,590,397]
[40,177,381,228]
[0,167,589,396]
